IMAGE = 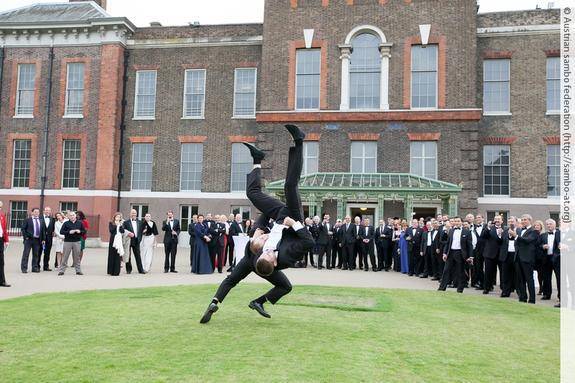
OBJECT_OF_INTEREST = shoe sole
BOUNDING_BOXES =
[200,305,218,324]
[249,303,271,318]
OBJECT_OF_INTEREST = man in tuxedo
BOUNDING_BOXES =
[204,213,218,270]
[419,220,435,278]
[438,217,473,293]
[540,218,560,303]
[374,219,386,271]
[468,214,487,290]
[21,207,45,273]
[499,216,517,298]
[162,210,180,273]
[352,216,363,269]
[331,219,342,269]
[405,219,423,276]
[482,215,503,294]
[188,214,198,268]
[510,214,539,304]
[316,214,332,270]
[37,206,55,271]
[200,124,314,323]
[341,216,356,270]
[0,201,10,287]
[123,209,145,274]
[430,219,444,280]
[228,213,245,272]
[359,218,376,271]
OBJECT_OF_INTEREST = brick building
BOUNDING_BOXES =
[0,0,560,242]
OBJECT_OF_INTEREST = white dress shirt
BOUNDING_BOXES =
[547,232,555,255]
[262,221,304,253]
[451,228,462,250]
[427,231,432,246]
[131,220,138,238]
[44,216,51,228]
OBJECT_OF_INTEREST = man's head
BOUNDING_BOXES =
[521,214,533,228]
[379,219,384,227]
[305,217,313,226]
[507,216,517,228]
[197,214,204,223]
[364,218,370,226]
[411,219,419,228]
[167,210,174,219]
[130,209,137,220]
[436,214,443,222]
[31,208,40,218]
[313,216,320,224]
[323,214,330,222]
[465,214,474,224]
[229,213,235,221]
[214,214,221,221]
[354,216,361,225]
[475,214,484,225]
[432,219,440,229]
[546,218,557,233]
[44,206,52,217]
[256,250,277,276]
[68,211,77,222]
[192,214,198,223]
[206,213,212,220]
[345,216,351,224]
[235,214,242,223]
[426,220,432,230]
[452,216,462,228]
[493,215,502,227]
[249,228,269,256]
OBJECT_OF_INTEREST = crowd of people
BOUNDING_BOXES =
[0,200,561,308]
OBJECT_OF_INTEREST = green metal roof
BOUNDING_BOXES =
[266,173,461,193]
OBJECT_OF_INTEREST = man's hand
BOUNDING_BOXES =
[442,254,447,262]
[543,244,549,250]
[128,232,135,238]
[283,217,296,227]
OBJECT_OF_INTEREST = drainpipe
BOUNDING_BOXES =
[40,46,55,212]
[0,45,5,123]
[116,49,130,211]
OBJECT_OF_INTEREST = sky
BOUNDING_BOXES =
[0,0,571,26]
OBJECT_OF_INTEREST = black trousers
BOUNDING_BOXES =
[208,244,217,270]
[164,240,177,271]
[360,242,376,270]
[423,247,433,276]
[431,249,442,278]
[215,254,292,304]
[317,244,330,268]
[439,250,466,292]
[515,259,535,303]
[126,241,145,273]
[189,238,196,267]
[342,243,354,269]
[21,238,41,272]
[484,257,498,292]
[38,238,52,270]
[472,250,485,288]
[408,247,418,275]
[332,243,341,268]
[0,238,6,285]
[247,144,303,228]
[541,258,554,298]
[500,255,515,295]
[376,242,384,270]
[227,241,235,268]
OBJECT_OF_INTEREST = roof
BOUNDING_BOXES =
[266,173,462,193]
[0,1,109,24]
[477,9,559,28]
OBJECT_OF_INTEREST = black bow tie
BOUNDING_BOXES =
[454,227,461,230]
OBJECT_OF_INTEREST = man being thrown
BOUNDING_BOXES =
[200,124,314,323]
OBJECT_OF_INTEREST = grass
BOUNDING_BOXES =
[0,284,559,383]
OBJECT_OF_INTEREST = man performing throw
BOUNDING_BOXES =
[200,124,314,323]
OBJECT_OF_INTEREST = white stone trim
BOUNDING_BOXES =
[478,197,560,206]
[344,25,387,44]
[127,36,263,49]
[0,188,249,200]
[477,24,560,37]
[257,108,483,114]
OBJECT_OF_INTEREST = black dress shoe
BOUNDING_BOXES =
[342,266,348,270]
[249,301,271,318]
[554,303,561,308]
[22,270,28,274]
[431,277,440,281]
[285,124,306,143]
[76,272,84,275]
[528,300,536,304]
[500,293,510,298]
[0,283,11,287]
[457,289,464,293]
[164,269,169,273]
[58,272,64,276]
[437,287,446,291]
[32,270,40,273]
[200,303,219,324]
[482,290,489,295]
[170,270,178,273]
[43,268,52,272]
[542,296,551,300]
[242,142,265,162]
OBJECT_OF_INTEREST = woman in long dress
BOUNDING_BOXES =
[192,214,213,274]
[139,213,158,273]
[53,212,66,269]
[107,212,124,276]
[399,221,410,274]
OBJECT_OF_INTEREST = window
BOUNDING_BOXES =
[183,69,206,118]
[351,141,377,173]
[180,143,203,191]
[64,63,85,116]
[9,201,28,230]
[180,205,199,233]
[62,140,81,189]
[483,145,510,196]
[295,49,320,110]
[15,63,36,116]
[550,212,560,224]
[411,45,438,109]
[410,141,437,179]
[12,140,31,188]
[486,210,509,224]
[303,141,319,175]
[483,59,510,114]
[547,145,560,197]
[131,143,153,191]
[131,204,149,220]
[60,202,78,213]
[233,68,257,117]
[134,70,157,119]
[232,206,251,220]
[547,57,560,113]
[350,33,381,109]
[230,143,252,192]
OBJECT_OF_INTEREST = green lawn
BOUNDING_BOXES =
[0,285,559,383]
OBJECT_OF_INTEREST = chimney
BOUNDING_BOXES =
[150,21,162,27]
[69,0,107,11]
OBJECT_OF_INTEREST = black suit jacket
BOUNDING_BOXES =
[21,217,45,241]
[359,225,374,244]
[229,221,245,237]
[316,223,330,246]
[443,227,473,260]
[41,216,55,242]
[375,225,392,247]
[188,221,197,246]
[421,229,441,255]
[162,219,181,244]
[499,228,515,262]
[341,223,357,245]
[539,230,561,263]
[515,227,540,264]
[275,225,315,270]
[405,226,423,253]
[123,219,142,245]
[483,226,503,260]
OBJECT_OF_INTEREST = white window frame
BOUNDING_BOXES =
[131,143,154,191]
[11,139,32,189]
[303,141,319,176]
[131,204,149,220]
[133,70,157,120]
[14,63,36,118]
[182,69,206,119]
[295,49,321,111]
[230,143,252,192]
[61,139,81,190]
[179,143,203,192]
[63,62,85,118]
[547,145,560,197]
[546,57,560,115]
[410,44,438,110]
[232,68,257,119]
[350,141,377,174]
[410,141,438,180]
[483,145,511,197]
[180,204,199,233]
[483,59,511,116]
[349,33,382,110]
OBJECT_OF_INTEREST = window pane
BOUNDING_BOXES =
[62,140,81,188]
[184,69,206,117]
[350,34,381,109]
[547,145,560,196]
[16,64,36,115]
[12,139,31,188]
[547,57,560,112]
[350,141,377,173]
[180,143,203,191]
[9,201,28,230]
[483,60,510,113]
[131,143,153,190]
[231,143,252,191]
[296,49,320,110]
[135,71,157,118]
[411,45,438,108]
[303,142,319,175]
[234,68,256,116]
[65,63,84,115]
[483,145,510,196]
[410,141,437,179]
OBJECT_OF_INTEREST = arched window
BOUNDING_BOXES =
[349,33,381,109]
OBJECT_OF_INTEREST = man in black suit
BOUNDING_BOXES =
[162,210,180,273]
[38,206,55,271]
[123,209,145,274]
[188,214,198,268]
[468,214,487,290]
[419,220,435,278]
[511,214,539,304]
[21,207,45,273]
[228,213,245,271]
[316,214,332,269]
[352,216,363,269]
[331,219,342,269]
[540,218,560,302]
[482,215,503,294]
[359,218,376,271]
[405,219,423,276]
[205,213,218,270]
[438,217,473,293]
[499,216,517,298]
[200,124,314,323]
[374,219,386,271]
[341,216,356,270]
